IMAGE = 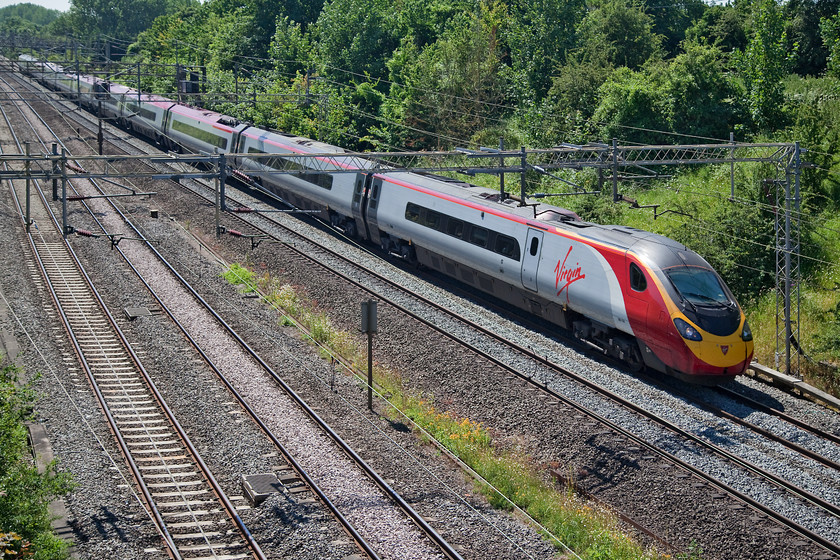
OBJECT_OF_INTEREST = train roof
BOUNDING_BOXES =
[169,104,247,131]
[384,168,701,267]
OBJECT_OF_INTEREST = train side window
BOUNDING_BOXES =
[469,226,489,248]
[494,234,520,261]
[369,181,380,208]
[447,218,464,238]
[354,180,364,204]
[314,173,333,190]
[405,202,420,222]
[424,210,442,230]
[630,263,647,292]
[529,237,539,256]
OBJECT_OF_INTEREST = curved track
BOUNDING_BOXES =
[0,72,265,560]
[2,63,466,560]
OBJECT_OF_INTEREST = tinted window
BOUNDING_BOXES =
[354,180,364,204]
[630,263,646,292]
[171,119,228,150]
[666,266,729,305]
[406,202,420,222]
[495,235,518,259]
[403,202,519,260]
[247,148,331,189]
[529,237,539,256]
[424,210,442,230]
[447,218,464,238]
[469,226,488,248]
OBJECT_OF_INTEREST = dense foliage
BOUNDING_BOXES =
[0,3,60,35]
[0,363,73,559]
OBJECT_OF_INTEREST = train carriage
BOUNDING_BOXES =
[164,104,247,154]
[234,129,362,221]
[119,93,175,145]
[17,56,753,383]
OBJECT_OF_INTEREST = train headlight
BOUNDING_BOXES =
[741,321,753,342]
[674,318,702,341]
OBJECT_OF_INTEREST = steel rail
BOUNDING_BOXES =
[0,72,267,560]
[26,72,458,560]
[178,186,840,557]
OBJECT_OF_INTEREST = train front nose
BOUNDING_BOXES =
[674,313,754,378]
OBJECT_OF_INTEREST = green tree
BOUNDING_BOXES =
[575,0,663,71]
[735,0,793,132]
[0,3,61,35]
[685,5,748,52]
[270,16,314,81]
[0,3,61,23]
[656,44,742,139]
[591,66,667,144]
[822,5,840,77]
[0,15,40,35]
[785,0,839,76]
[641,0,707,57]
[534,54,613,146]
[384,9,509,149]
[590,45,740,143]
[0,364,74,559]
[504,0,586,101]
[314,0,400,82]
[68,0,195,40]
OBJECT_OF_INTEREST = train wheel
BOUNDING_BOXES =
[624,343,644,372]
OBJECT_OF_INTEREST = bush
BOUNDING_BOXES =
[0,363,73,560]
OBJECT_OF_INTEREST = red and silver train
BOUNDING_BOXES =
[18,55,754,384]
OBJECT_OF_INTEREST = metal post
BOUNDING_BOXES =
[219,153,227,211]
[794,142,802,376]
[51,143,58,200]
[214,172,220,238]
[498,137,505,200]
[75,58,80,110]
[784,168,792,375]
[97,116,103,155]
[612,138,619,202]
[361,300,377,411]
[24,143,30,233]
[367,332,373,410]
[729,132,735,201]
[61,148,68,238]
[519,146,526,206]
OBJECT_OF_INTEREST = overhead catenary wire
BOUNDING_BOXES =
[24,39,835,269]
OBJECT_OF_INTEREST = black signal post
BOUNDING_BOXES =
[361,300,378,411]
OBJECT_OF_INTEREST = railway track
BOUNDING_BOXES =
[112,145,840,556]
[125,135,840,556]
[2,66,469,560]
[0,78,264,560]
[7,61,840,558]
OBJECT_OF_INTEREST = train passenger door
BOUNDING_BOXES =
[625,256,649,334]
[521,228,544,292]
[364,178,383,246]
[352,174,371,240]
